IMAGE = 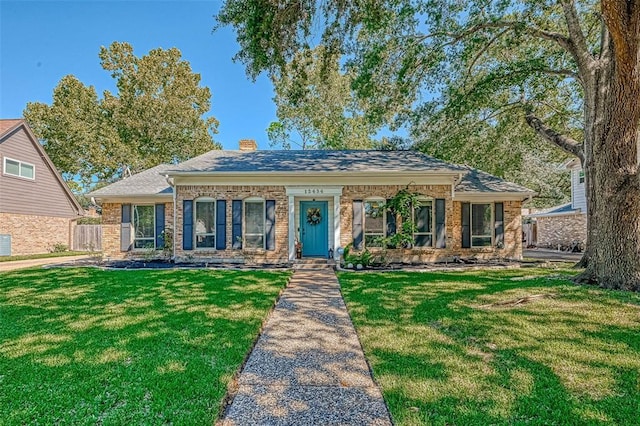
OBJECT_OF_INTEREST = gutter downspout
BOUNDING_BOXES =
[165,175,176,261]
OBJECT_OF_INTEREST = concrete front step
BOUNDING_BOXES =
[291,258,337,270]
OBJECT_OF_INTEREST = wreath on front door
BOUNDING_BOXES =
[306,208,322,225]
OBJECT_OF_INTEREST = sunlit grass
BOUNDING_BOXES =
[339,267,640,425]
[0,251,88,262]
[0,267,290,424]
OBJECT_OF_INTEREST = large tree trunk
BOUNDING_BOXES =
[578,5,640,289]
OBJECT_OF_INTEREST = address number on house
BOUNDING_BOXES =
[304,188,324,195]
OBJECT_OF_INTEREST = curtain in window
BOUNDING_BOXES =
[471,203,492,247]
[195,201,215,248]
[245,201,265,249]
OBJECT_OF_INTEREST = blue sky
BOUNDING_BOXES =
[0,0,276,150]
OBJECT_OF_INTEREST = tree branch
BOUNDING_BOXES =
[525,112,585,162]
[560,0,594,70]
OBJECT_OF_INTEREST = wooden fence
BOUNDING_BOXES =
[72,225,102,251]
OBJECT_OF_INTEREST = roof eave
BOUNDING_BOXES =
[166,170,463,177]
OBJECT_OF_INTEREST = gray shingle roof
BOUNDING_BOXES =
[88,164,173,197]
[169,149,464,173]
[455,166,533,193]
[89,150,534,198]
[527,203,579,217]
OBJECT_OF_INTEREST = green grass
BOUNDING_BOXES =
[0,251,89,262]
[339,267,640,425]
[0,268,290,424]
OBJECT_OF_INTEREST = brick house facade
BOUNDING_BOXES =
[91,147,532,264]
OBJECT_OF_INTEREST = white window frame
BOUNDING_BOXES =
[413,198,434,248]
[578,170,585,184]
[132,204,155,249]
[470,203,493,248]
[3,156,35,180]
[195,197,216,249]
[364,198,386,248]
[244,197,266,250]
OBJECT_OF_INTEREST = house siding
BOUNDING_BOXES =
[0,127,78,218]
[0,212,72,255]
[570,168,587,212]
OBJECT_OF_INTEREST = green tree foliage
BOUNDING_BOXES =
[25,42,220,189]
[267,46,375,149]
[218,0,640,288]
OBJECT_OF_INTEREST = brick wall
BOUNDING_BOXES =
[101,202,173,260]
[100,184,524,264]
[0,212,72,255]
[340,185,522,262]
[174,185,289,264]
[536,213,586,248]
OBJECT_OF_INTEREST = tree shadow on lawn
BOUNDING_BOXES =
[338,269,640,425]
[0,267,290,425]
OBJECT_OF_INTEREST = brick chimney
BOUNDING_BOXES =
[239,139,257,151]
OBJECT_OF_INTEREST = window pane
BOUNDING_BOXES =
[245,202,264,235]
[365,201,384,233]
[472,236,492,247]
[414,234,433,247]
[20,163,34,179]
[195,201,215,234]
[365,234,383,247]
[245,235,264,249]
[415,203,432,233]
[5,159,19,176]
[471,204,492,236]
[134,239,154,249]
[196,235,215,248]
[133,205,154,239]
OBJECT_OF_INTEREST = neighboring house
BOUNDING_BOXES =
[0,119,83,255]
[528,158,587,248]
[89,140,534,264]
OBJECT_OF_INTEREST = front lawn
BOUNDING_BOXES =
[0,268,290,424]
[339,268,640,425]
[0,251,89,262]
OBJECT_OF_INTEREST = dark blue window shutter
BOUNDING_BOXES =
[216,200,227,250]
[183,200,193,250]
[462,202,471,248]
[121,204,132,252]
[232,200,243,249]
[495,202,504,247]
[435,198,446,248]
[353,200,363,250]
[265,200,276,251]
[155,204,165,249]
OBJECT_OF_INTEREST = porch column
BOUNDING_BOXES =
[288,195,296,261]
[333,194,341,260]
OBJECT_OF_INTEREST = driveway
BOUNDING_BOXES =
[0,255,92,272]
[523,248,583,262]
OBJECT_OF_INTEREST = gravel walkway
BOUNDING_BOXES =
[219,269,392,426]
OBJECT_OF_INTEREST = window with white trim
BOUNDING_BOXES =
[471,203,493,247]
[364,199,385,247]
[195,198,215,248]
[413,199,434,247]
[133,205,155,249]
[579,170,585,184]
[244,199,265,249]
[4,157,34,179]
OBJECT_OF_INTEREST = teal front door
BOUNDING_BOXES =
[300,201,328,257]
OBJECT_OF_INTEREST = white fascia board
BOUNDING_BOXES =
[171,172,460,187]
[452,191,536,202]
[92,194,173,204]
